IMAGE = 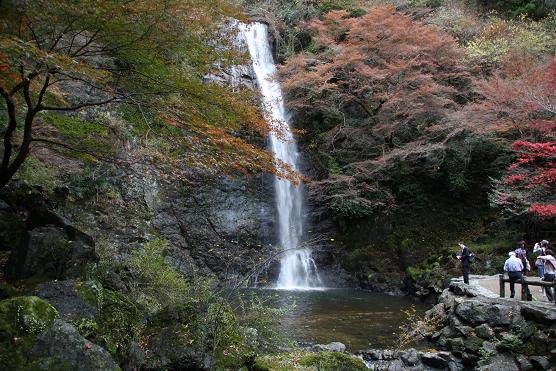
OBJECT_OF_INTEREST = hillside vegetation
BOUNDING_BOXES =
[256,0,556,289]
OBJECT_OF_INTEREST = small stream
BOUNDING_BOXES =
[242,288,428,351]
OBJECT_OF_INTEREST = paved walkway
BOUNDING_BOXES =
[461,274,554,304]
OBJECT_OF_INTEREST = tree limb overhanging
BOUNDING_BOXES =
[0,0,296,189]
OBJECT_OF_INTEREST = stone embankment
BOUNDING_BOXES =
[360,278,556,370]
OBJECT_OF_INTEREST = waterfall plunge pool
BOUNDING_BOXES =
[239,288,428,352]
[239,22,428,352]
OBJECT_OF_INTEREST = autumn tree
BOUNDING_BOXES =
[0,0,296,189]
[279,6,474,216]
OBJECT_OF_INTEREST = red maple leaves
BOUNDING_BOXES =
[482,59,556,218]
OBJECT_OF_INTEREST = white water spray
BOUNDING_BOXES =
[240,23,323,290]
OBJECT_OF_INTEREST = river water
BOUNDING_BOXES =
[242,288,427,351]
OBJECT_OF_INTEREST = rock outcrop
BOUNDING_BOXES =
[31,319,116,371]
[34,280,99,322]
[360,279,555,370]
[3,202,97,283]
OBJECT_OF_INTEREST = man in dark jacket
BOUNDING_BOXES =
[457,243,470,284]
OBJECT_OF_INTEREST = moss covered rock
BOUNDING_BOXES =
[34,280,99,323]
[0,296,58,340]
[253,351,367,371]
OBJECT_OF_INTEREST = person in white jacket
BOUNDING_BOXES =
[504,252,524,299]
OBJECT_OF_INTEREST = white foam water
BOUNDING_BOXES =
[239,22,323,290]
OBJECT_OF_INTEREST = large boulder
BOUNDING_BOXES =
[6,222,97,282]
[449,281,480,297]
[0,199,26,252]
[478,353,519,371]
[311,342,346,353]
[420,351,451,369]
[30,319,116,371]
[475,324,495,339]
[520,304,556,325]
[454,300,489,325]
[529,355,551,370]
[34,280,99,322]
[145,327,213,370]
[8,225,68,280]
[398,348,419,366]
[454,300,522,328]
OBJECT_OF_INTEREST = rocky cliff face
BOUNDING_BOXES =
[360,279,556,370]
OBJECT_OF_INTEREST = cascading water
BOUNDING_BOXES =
[240,22,323,290]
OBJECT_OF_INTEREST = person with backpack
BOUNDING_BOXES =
[515,241,531,272]
[504,251,524,298]
[456,243,471,284]
[514,241,532,300]
[537,249,556,302]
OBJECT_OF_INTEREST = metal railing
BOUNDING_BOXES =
[499,274,556,305]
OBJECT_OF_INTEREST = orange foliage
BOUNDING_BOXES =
[280,6,467,138]
[279,6,472,215]
[473,57,556,134]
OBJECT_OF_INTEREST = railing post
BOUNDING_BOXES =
[553,280,556,306]
[521,278,528,301]
[499,274,505,298]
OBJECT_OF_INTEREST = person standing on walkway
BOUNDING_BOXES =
[537,249,556,302]
[533,240,547,292]
[515,240,530,272]
[504,251,523,298]
[457,243,470,285]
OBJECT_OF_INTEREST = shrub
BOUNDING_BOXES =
[465,17,554,68]
[408,0,444,7]
[236,292,292,352]
[476,0,554,19]
[127,237,189,313]
[69,318,98,338]
[96,289,143,361]
[63,165,115,201]
[88,236,291,368]
[14,156,62,194]
[497,333,522,353]
[427,3,482,41]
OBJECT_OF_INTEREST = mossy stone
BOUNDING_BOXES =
[299,352,367,370]
[75,281,100,305]
[0,296,58,339]
[254,351,367,371]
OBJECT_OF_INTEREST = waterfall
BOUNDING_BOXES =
[240,22,323,290]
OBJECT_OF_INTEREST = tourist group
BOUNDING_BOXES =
[455,240,555,301]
